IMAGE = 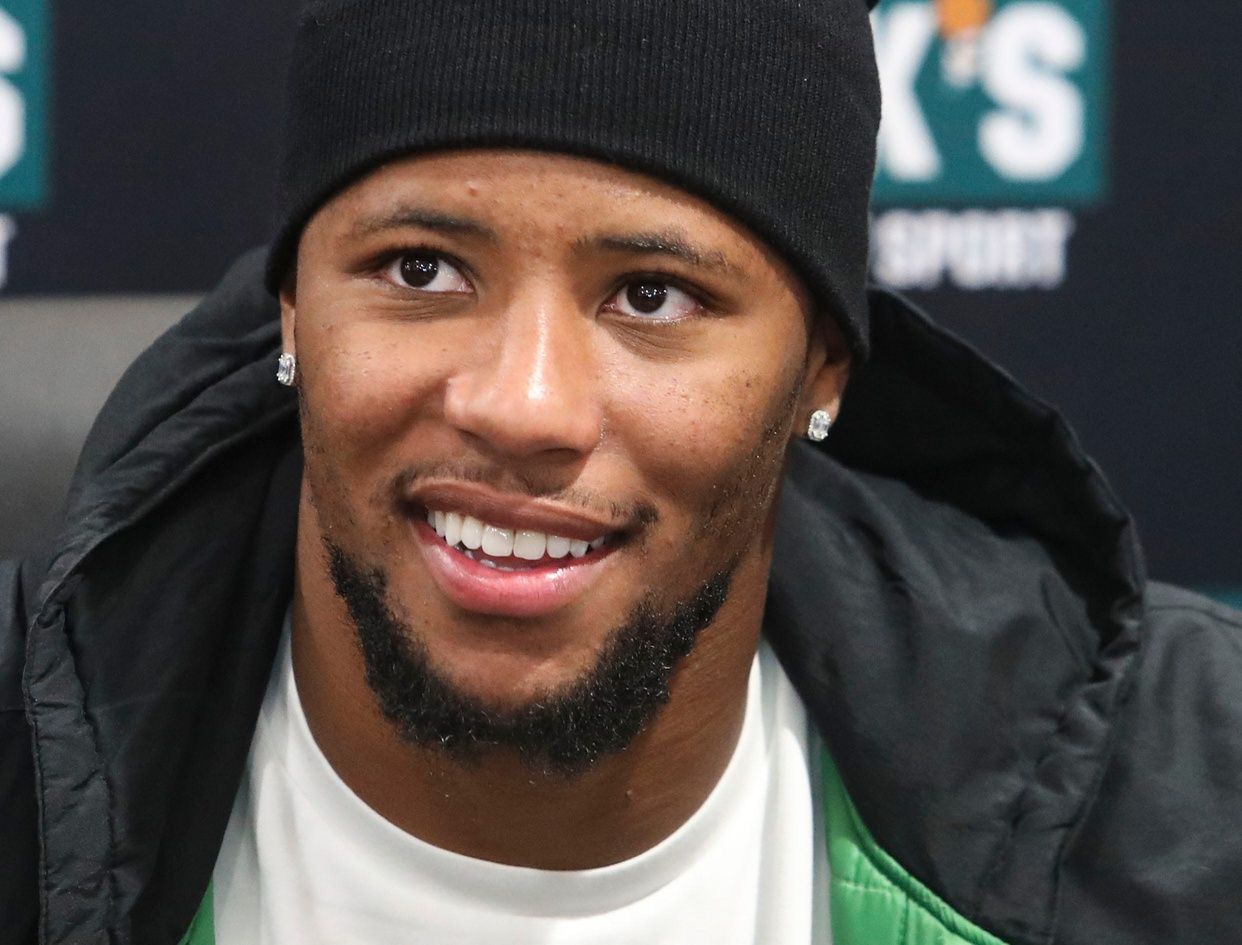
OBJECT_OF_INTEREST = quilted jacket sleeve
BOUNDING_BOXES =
[1058,583,1242,943]
[0,557,40,944]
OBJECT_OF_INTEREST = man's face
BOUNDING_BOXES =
[283,149,847,759]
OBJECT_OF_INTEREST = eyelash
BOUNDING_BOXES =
[368,246,717,314]
[370,246,475,290]
[603,273,713,316]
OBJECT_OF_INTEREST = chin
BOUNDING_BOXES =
[327,534,735,773]
[422,641,604,709]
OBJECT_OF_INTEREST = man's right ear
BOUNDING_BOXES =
[277,267,298,387]
[278,266,297,361]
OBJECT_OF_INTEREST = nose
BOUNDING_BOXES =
[443,292,604,460]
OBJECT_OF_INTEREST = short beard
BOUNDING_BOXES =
[326,540,734,777]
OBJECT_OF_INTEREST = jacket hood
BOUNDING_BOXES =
[22,249,1144,945]
[769,291,1144,942]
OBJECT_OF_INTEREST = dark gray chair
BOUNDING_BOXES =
[0,297,196,559]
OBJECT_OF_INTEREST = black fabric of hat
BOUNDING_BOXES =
[267,0,882,358]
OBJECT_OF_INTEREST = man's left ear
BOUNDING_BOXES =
[796,316,852,443]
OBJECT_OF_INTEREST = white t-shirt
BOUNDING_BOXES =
[213,623,831,944]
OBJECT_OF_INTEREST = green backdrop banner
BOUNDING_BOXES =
[871,0,1108,208]
[0,0,49,210]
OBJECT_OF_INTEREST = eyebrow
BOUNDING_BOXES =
[348,210,743,278]
[579,230,744,278]
[349,205,499,242]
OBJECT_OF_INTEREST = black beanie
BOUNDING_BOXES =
[267,0,882,358]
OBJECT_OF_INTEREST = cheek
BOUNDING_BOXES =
[607,352,799,549]
[295,306,478,549]
[298,303,456,472]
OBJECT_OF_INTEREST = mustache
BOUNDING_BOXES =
[383,460,659,530]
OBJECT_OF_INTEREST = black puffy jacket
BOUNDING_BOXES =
[3,250,1241,945]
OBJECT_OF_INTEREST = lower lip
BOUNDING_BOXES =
[412,520,617,618]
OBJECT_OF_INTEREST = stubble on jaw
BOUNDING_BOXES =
[692,362,806,544]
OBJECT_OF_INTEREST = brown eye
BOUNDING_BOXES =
[384,252,472,293]
[401,254,440,287]
[608,280,700,321]
[626,282,667,313]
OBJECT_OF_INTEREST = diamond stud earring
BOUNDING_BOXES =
[276,353,297,387]
[806,409,832,442]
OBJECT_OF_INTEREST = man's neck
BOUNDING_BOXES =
[289,553,768,870]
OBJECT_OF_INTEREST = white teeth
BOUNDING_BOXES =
[460,516,484,550]
[444,512,463,548]
[481,525,515,557]
[513,529,547,561]
[426,507,609,561]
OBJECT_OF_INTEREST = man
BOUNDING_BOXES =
[3,1,1242,943]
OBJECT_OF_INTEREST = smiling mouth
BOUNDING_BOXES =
[422,507,614,571]
[402,483,633,617]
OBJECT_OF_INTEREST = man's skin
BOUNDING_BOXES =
[280,149,851,871]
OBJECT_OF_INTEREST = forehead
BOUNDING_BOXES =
[334,148,718,220]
